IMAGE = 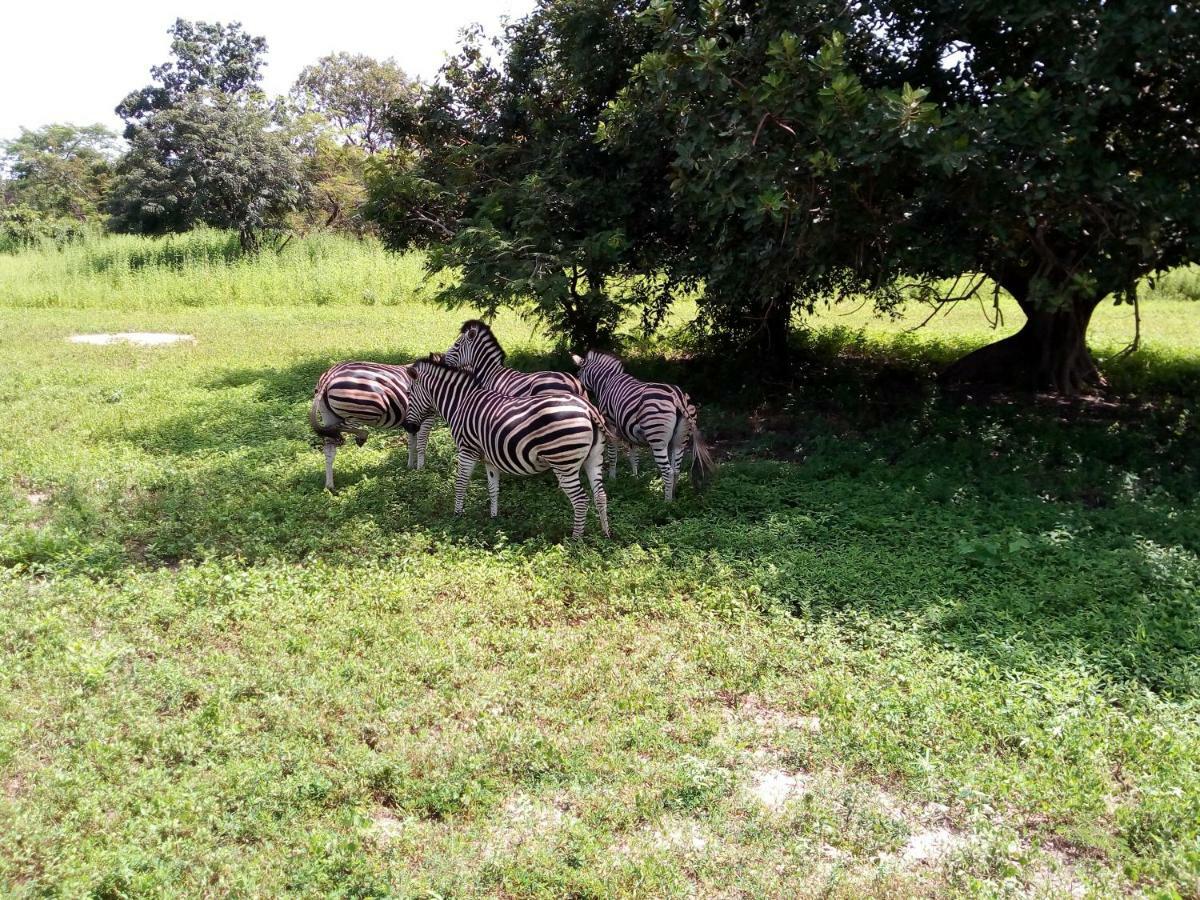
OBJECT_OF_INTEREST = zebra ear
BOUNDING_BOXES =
[570,353,584,367]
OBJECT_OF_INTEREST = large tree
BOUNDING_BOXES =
[612,0,1200,388]
[289,54,420,234]
[860,0,1200,392]
[290,53,419,154]
[1,123,119,221]
[116,18,267,131]
[109,20,303,250]
[366,3,680,347]
[107,92,305,251]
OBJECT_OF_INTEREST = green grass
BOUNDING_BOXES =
[0,229,432,309]
[1,236,1199,896]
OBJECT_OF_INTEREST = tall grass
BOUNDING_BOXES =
[0,229,432,309]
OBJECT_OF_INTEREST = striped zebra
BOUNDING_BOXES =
[444,320,586,398]
[571,350,712,501]
[403,356,610,538]
[310,360,435,490]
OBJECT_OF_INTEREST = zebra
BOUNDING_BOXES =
[309,360,435,490]
[444,320,586,398]
[403,355,611,538]
[571,350,712,501]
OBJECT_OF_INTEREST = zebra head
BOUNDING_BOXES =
[403,355,482,431]
[571,350,624,392]
[445,320,504,374]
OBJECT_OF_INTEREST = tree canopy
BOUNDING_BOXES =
[1,123,119,221]
[116,19,268,131]
[108,20,303,250]
[366,3,679,347]
[290,52,419,154]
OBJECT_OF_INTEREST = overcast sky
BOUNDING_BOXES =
[0,0,535,141]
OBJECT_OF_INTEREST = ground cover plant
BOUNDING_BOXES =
[1,235,1198,896]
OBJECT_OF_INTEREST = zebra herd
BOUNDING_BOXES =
[309,320,711,537]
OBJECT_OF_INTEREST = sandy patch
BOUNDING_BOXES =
[367,806,406,843]
[725,694,822,736]
[68,332,196,346]
[652,819,711,854]
[896,826,969,867]
[750,769,813,811]
[482,792,572,860]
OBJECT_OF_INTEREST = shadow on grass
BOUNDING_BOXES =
[17,329,1200,699]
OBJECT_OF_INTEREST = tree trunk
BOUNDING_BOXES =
[941,284,1104,395]
[747,294,792,371]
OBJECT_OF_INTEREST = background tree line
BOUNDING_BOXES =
[3,4,1198,392]
[0,19,417,252]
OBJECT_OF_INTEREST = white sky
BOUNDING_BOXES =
[0,0,535,141]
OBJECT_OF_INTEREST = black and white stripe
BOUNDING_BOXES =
[445,320,586,398]
[571,350,712,501]
[310,361,434,489]
[404,357,610,538]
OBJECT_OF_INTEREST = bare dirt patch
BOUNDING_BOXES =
[482,792,573,860]
[367,806,406,843]
[750,768,813,812]
[67,333,196,346]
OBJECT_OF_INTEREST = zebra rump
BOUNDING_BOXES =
[310,360,433,490]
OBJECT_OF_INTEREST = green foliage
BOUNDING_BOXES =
[0,230,428,308]
[108,19,301,251]
[290,52,419,154]
[107,91,304,251]
[0,291,1198,893]
[0,204,94,254]
[606,0,1200,384]
[366,5,680,347]
[1,123,119,223]
[115,18,268,128]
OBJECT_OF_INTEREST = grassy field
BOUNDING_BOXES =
[1,234,1198,896]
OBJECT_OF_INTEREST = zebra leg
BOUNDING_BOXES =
[454,453,478,515]
[650,440,675,502]
[553,468,591,539]
[415,417,434,470]
[323,439,339,491]
[583,448,611,538]
[351,427,369,447]
[669,417,689,496]
[605,440,618,479]
[486,464,500,518]
[628,445,639,476]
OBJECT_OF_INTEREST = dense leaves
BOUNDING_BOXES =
[290,53,418,154]
[0,124,119,223]
[612,0,1200,385]
[115,19,268,131]
[106,92,305,251]
[107,20,303,251]
[366,3,681,348]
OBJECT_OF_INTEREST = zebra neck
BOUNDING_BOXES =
[425,369,481,414]
[472,348,503,376]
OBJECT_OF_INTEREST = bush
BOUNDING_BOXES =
[0,204,92,253]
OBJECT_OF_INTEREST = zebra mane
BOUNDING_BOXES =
[416,353,483,387]
[585,349,625,370]
[460,319,507,363]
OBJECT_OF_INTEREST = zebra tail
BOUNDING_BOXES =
[309,391,344,444]
[680,396,714,491]
[583,398,613,459]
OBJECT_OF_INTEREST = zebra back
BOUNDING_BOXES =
[408,356,603,475]
[314,361,414,432]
